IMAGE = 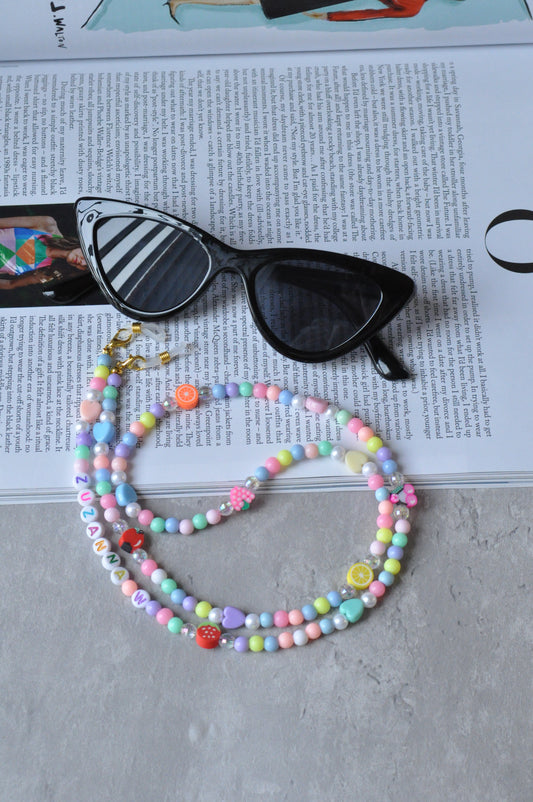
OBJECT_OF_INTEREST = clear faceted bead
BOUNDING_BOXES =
[364,555,381,570]
[132,548,148,563]
[219,633,236,649]
[111,519,128,535]
[245,475,261,490]
[198,385,212,401]
[340,583,357,600]
[181,623,197,638]
[393,504,410,521]
[162,394,178,410]
[388,472,405,493]
[219,501,234,517]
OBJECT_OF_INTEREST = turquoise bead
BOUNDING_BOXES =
[192,513,208,530]
[115,483,137,507]
[150,517,166,533]
[103,385,118,399]
[392,532,408,548]
[75,445,90,460]
[339,598,364,623]
[95,480,112,496]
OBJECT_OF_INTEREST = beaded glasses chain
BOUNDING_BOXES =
[74,326,417,654]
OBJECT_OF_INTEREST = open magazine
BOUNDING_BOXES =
[1,7,533,502]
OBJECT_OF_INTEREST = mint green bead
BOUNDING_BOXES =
[192,513,208,530]
[150,517,166,533]
[103,385,118,399]
[318,440,333,456]
[168,617,183,634]
[392,532,408,548]
[95,480,112,496]
[75,445,91,460]
[336,409,352,426]
[249,635,265,652]
[239,381,253,397]
[161,578,178,595]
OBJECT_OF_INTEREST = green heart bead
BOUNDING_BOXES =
[339,598,364,624]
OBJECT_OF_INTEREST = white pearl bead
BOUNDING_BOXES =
[362,461,378,477]
[361,591,377,608]
[333,612,349,630]
[111,470,127,486]
[330,445,346,462]
[99,410,116,424]
[86,388,102,402]
[75,420,90,434]
[208,607,223,624]
[324,404,339,420]
[151,568,167,585]
[245,613,260,630]
[293,629,309,646]
[290,393,306,410]
[125,502,141,519]
[93,442,109,457]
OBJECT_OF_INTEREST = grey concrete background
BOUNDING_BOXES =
[1,486,531,802]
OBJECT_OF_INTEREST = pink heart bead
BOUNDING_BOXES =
[80,399,102,422]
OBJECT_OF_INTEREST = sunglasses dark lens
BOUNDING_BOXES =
[93,216,210,313]
[254,259,382,353]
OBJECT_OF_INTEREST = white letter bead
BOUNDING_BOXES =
[92,537,111,556]
[110,567,129,585]
[80,505,99,523]
[102,552,121,570]
[86,522,104,540]
[73,473,91,489]
[77,489,96,507]
[131,589,150,609]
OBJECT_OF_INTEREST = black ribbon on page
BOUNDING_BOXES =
[485,210,533,274]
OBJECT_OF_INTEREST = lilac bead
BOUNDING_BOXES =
[212,384,226,399]
[376,446,392,463]
[234,636,249,653]
[107,373,122,387]
[387,545,404,560]
[76,432,93,446]
[145,600,162,616]
[182,595,197,612]
[114,443,130,458]
[225,382,239,398]
[150,402,165,419]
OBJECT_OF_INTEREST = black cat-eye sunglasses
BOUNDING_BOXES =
[75,197,414,380]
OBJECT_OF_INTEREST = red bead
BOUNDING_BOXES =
[196,624,221,649]
[118,528,145,553]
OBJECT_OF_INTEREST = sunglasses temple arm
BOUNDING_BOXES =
[364,336,410,381]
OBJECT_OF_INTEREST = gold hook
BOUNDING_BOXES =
[112,354,147,374]
[102,327,134,355]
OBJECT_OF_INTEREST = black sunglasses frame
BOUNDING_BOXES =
[75,197,414,378]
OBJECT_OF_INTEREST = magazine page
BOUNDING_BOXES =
[1,45,533,502]
[2,0,533,62]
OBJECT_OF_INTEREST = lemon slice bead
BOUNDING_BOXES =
[346,562,374,590]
